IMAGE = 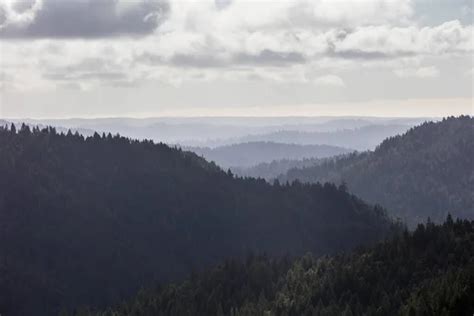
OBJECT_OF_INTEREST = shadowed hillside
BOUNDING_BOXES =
[0,125,395,315]
[82,217,474,316]
[280,116,474,226]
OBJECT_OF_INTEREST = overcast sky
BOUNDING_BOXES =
[0,0,472,118]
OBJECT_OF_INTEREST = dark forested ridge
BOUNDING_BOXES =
[80,217,474,316]
[0,125,395,315]
[280,116,474,227]
[187,142,351,168]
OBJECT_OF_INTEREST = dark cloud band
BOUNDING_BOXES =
[0,0,169,39]
[137,49,307,69]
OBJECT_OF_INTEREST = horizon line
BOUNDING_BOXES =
[2,114,451,121]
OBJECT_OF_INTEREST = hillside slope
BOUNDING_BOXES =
[280,116,474,226]
[0,125,394,315]
[85,217,474,316]
[188,142,351,168]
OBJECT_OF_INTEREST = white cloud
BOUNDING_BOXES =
[0,0,472,109]
[394,66,440,78]
[333,21,473,58]
[0,0,43,30]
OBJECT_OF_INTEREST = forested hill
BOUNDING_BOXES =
[0,125,395,315]
[188,142,351,168]
[81,217,474,316]
[280,116,474,227]
[233,157,323,180]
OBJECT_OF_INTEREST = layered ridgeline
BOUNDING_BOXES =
[80,217,474,316]
[19,117,424,148]
[236,124,411,151]
[188,142,351,169]
[0,125,395,315]
[280,116,474,227]
[233,157,323,180]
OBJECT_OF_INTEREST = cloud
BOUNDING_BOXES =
[394,66,440,78]
[233,50,306,66]
[332,21,473,59]
[139,49,306,68]
[215,0,232,10]
[40,55,148,88]
[165,0,413,33]
[0,0,169,38]
[131,20,472,73]
[0,0,472,92]
[313,74,345,87]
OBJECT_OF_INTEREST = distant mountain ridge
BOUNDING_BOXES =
[14,117,427,149]
[187,142,352,168]
[235,124,412,151]
[280,116,474,226]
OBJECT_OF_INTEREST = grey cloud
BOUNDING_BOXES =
[44,72,127,81]
[137,49,306,68]
[325,34,416,60]
[330,49,416,60]
[12,0,36,14]
[136,53,228,68]
[215,0,232,10]
[0,71,14,83]
[44,70,142,88]
[0,6,7,25]
[57,82,83,90]
[51,58,113,73]
[42,57,134,86]
[234,50,306,66]
[0,0,170,39]
[170,54,228,68]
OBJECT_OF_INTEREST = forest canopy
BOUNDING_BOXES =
[79,217,474,316]
[0,124,396,315]
[280,116,474,227]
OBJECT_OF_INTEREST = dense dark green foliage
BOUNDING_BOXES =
[0,125,394,315]
[83,217,474,316]
[280,116,474,226]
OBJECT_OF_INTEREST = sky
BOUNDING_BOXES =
[0,0,472,118]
